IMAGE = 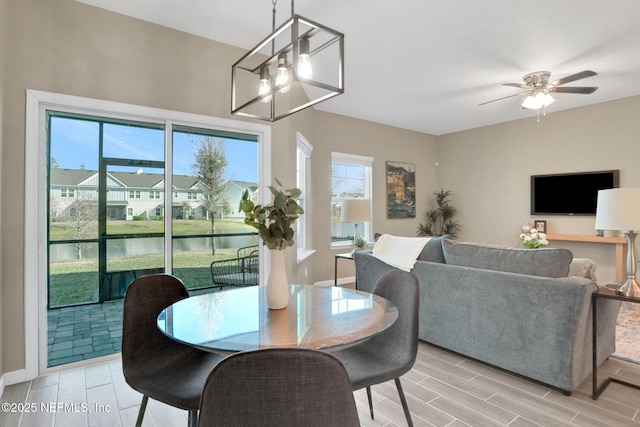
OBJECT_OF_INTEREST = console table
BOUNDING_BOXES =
[546,233,627,282]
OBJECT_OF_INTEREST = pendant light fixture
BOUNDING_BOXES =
[231,0,344,122]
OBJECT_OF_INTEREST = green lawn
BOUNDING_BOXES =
[49,218,252,240]
[48,218,257,307]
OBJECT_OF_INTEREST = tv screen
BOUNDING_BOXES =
[531,170,619,215]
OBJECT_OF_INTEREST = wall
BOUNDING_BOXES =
[5,0,633,378]
[0,0,422,375]
[311,111,439,282]
[0,0,7,380]
[437,95,640,283]
[0,0,304,375]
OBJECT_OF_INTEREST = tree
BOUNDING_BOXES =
[67,192,98,259]
[193,137,228,255]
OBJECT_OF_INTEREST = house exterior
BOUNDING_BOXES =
[49,168,258,221]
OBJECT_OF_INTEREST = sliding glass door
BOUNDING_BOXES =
[46,111,260,367]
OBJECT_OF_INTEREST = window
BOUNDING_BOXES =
[296,133,314,260]
[331,152,373,248]
[27,89,271,376]
[187,191,197,200]
[150,190,160,199]
[61,188,75,198]
[155,207,162,216]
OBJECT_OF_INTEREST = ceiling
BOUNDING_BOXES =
[75,0,640,135]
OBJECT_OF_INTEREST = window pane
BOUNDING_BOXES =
[171,127,259,290]
[331,159,371,244]
[103,122,164,162]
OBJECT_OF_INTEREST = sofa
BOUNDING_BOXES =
[354,235,621,393]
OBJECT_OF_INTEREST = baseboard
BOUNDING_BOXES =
[1,368,29,388]
[313,276,355,287]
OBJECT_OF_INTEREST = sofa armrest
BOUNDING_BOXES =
[413,260,618,391]
[354,250,398,293]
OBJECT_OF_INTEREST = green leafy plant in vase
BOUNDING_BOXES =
[240,179,304,309]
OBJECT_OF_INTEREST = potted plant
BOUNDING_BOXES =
[240,179,303,309]
[417,189,460,238]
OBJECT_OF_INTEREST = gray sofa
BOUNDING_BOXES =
[354,235,621,393]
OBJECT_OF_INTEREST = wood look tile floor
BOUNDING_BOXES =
[2,342,640,427]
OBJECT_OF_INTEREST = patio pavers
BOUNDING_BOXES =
[46,287,223,367]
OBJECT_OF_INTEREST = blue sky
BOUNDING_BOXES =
[50,116,258,183]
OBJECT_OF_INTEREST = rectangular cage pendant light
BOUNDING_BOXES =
[231,14,344,122]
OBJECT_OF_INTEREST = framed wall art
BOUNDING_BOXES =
[534,220,547,233]
[386,161,416,218]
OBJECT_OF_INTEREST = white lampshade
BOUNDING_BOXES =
[595,188,640,231]
[341,199,371,223]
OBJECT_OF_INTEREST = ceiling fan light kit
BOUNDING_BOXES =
[231,0,344,122]
[481,69,598,121]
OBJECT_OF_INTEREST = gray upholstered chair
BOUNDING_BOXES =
[122,274,225,427]
[332,270,419,426]
[197,348,360,427]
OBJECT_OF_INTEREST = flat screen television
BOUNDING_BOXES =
[530,170,620,215]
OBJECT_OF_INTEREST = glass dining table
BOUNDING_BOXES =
[157,285,398,353]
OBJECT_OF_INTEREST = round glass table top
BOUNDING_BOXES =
[157,285,398,353]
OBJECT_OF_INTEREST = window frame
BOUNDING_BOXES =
[296,132,315,263]
[330,152,373,250]
[25,89,272,379]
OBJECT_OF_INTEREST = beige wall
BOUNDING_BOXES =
[1,0,431,374]
[437,95,640,283]
[2,0,637,377]
[311,112,438,282]
[0,0,7,378]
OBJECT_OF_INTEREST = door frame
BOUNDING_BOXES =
[24,89,271,379]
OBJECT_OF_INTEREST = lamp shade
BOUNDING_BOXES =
[341,199,371,223]
[594,188,640,231]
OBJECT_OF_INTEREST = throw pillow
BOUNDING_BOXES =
[442,238,573,278]
[568,258,598,281]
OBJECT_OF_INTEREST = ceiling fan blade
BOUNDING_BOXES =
[553,86,598,94]
[503,82,529,89]
[550,70,597,86]
[479,93,523,106]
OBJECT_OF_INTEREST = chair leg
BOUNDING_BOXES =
[366,386,374,419]
[394,378,413,427]
[188,409,198,427]
[135,395,149,427]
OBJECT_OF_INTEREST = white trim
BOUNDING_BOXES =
[331,151,374,167]
[296,249,316,264]
[25,89,271,379]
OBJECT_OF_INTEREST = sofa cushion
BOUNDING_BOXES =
[416,234,448,263]
[442,239,573,278]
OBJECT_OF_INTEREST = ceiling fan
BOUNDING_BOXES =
[480,70,598,111]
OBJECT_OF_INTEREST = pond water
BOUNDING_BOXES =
[50,235,259,261]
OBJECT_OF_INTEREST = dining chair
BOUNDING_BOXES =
[122,274,225,427]
[197,347,360,427]
[332,270,419,426]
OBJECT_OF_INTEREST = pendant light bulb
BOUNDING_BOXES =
[276,53,291,93]
[297,37,313,79]
[259,66,272,103]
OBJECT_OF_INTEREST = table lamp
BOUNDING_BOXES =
[595,188,640,297]
[341,199,371,253]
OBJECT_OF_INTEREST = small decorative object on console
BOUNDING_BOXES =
[520,228,549,249]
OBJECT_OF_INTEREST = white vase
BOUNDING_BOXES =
[265,249,290,310]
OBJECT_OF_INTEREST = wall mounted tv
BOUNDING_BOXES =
[530,170,620,215]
